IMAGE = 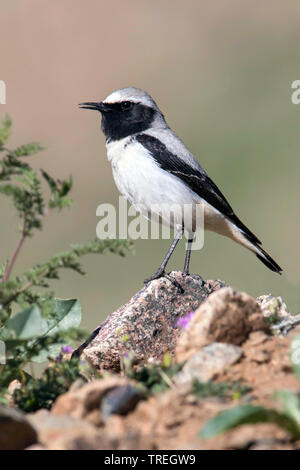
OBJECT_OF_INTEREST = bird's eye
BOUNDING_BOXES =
[121,101,132,111]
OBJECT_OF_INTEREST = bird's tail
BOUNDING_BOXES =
[254,245,282,273]
[226,217,282,274]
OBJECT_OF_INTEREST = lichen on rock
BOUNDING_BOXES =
[82,272,226,371]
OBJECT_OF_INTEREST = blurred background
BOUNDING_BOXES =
[0,0,300,331]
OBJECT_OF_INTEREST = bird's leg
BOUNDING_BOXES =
[144,227,184,288]
[183,236,194,275]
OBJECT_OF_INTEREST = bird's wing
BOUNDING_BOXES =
[136,133,261,245]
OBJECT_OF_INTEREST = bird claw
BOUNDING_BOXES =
[164,273,184,293]
[144,269,166,284]
[144,270,184,294]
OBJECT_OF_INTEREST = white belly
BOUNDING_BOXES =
[106,138,202,231]
[105,138,245,244]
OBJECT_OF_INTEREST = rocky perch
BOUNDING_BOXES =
[81,272,276,372]
[82,272,226,370]
[2,273,300,450]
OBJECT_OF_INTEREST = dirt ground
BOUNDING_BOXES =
[103,332,299,450]
[19,287,300,451]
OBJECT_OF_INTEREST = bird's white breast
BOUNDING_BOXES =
[106,138,202,227]
[105,137,235,237]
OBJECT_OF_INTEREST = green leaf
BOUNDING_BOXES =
[12,143,44,157]
[41,169,57,192]
[0,114,12,146]
[200,404,300,440]
[31,344,61,363]
[41,170,73,210]
[0,300,81,361]
[46,298,81,333]
[291,337,300,381]
[0,305,44,341]
[32,298,81,362]
[0,260,8,277]
[275,390,300,426]
[16,168,38,188]
[58,175,73,197]
[162,352,172,369]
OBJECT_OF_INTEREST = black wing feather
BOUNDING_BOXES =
[136,134,261,245]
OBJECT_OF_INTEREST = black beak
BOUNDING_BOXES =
[78,102,110,112]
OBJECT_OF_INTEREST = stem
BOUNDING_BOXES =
[2,268,49,307]
[2,222,26,282]
[159,369,175,389]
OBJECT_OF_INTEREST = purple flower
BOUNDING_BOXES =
[175,311,195,329]
[61,345,73,354]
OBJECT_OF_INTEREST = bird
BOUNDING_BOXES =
[79,87,282,289]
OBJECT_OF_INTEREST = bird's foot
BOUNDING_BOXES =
[144,268,165,284]
[183,271,205,286]
[164,273,184,293]
[144,270,184,294]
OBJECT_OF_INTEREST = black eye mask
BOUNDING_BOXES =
[100,102,156,141]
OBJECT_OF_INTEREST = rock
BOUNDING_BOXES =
[82,272,225,371]
[122,387,198,442]
[176,287,268,363]
[105,380,296,450]
[0,405,37,450]
[28,409,94,443]
[174,343,243,385]
[249,439,295,450]
[8,379,21,394]
[52,376,135,421]
[101,385,143,420]
[257,295,300,337]
[214,423,291,450]
[25,444,46,450]
[257,294,290,319]
[45,427,112,450]
[243,332,271,364]
[5,379,21,406]
[28,409,112,450]
[119,386,229,450]
[245,348,271,364]
[245,331,269,347]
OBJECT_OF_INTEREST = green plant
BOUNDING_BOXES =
[200,337,300,441]
[124,352,182,395]
[192,380,252,401]
[13,356,85,412]
[0,114,132,405]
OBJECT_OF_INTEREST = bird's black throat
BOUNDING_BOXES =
[100,102,156,141]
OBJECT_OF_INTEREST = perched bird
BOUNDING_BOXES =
[79,87,282,288]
